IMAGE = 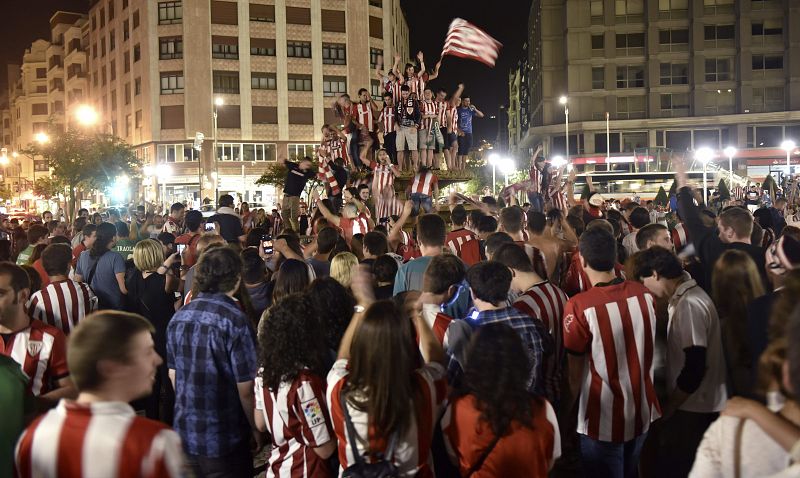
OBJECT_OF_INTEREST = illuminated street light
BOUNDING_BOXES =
[214,97,224,107]
[781,139,797,174]
[34,132,49,144]
[695,147,715,204]
[723,146,737,186]
[498,157,515,187]
[559,96,569,161]
[487,153,500,196]
[550,155,567,168]
[75,104,99,126]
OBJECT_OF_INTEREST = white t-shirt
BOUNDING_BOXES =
[690,415,793,478]
[622,231,639,257]
[667,273,727,413]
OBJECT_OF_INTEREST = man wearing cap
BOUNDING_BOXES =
[583,191,606,224]
[746,234,800,379]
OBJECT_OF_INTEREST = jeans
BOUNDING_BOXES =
[528,192,545,213]
[186,441,252,478]
[383,132,397,164]
[281,195,300,232]
[579,433,647,478]
[410,193,433,216]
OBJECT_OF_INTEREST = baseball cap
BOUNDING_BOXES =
[587,192,605,208]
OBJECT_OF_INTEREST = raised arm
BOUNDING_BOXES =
[391,53,400,76]
[388,200,414,249]
[451,83,464,105]
[472,106,485,119]
[427,60,442,81]
[312,190,341,227]
[416,51,426,78]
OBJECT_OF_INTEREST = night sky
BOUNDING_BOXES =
[0,0,532,143]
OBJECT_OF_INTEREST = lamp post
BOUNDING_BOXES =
[488,153,499,197]
[781,139,796,176]
[559,96,569,161]
[156,164,173,210]
[213,97,224,205]
[74,104,114,135]
[499,157,515,187]
[695,147,714,205]
[723,146,737,186]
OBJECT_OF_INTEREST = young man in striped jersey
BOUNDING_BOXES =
[377,92,397,165]
[0,262,74,402]
[445,204,481,266]
[15,311,185,478]
[28,244,97,336]
[563,227,660,477]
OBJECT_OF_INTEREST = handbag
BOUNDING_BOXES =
[339,388,399,478]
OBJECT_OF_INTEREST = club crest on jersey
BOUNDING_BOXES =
[27,340,43,357]
[564,314,575,334]
[302,398,325,428]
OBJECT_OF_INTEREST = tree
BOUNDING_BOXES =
[717,178,731,201]
[32,176,62,202]
[24,131,140,221]
[668,179,677,198]
[654,186,668,207]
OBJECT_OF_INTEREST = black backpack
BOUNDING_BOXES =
[340,389,399,478]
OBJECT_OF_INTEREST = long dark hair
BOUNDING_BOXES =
[28,243,48,265]
[272,259,310,303]
[258,293,327,391]
[345,300,417,440]
[90,222,117,258]
[452,324,538,437]
[306,277,355,351]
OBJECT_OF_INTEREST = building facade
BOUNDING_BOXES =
[1,12,90,203]
[520,0,800,193]
[87,0,409,208]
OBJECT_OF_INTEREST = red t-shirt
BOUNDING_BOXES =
[446,228,480,266]
[0,319,68,396]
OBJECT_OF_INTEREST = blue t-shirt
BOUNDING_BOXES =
[457,106,477,134]
[75,250,126,309]
[392,256,472,319]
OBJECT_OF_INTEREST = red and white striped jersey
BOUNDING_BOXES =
[671,222,689,252]
[420,304,471,366]
[563,251,626,297]
[28,279,98,336]
[320,137,347,163]
[562,280,661,443]
[447,105,458,133]
[378,106,395,133]
[405,76,425,98]
[327,359,446,478]
[15,400,185,478]
[436,101,448,125]
[0,319,68,396]
[513,281,569,403]
[355,103,376,133]
[339,213,371,245]
[514,242,549,281]
[371,163,397,195]
[410,171,438,196]
[255,369,334,478]
[385,81,402,105]
[420,100,437,131]
[446,228,481,266]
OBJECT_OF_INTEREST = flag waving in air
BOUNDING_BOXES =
[441,18,502,67]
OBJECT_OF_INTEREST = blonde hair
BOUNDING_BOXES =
[330,252,359,288]
[197,233,225,255]
[132,239,164,272]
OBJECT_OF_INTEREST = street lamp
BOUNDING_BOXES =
[156,164,173,209]
[75,104,99,126]
[550,155,567,169]
[559,95,569,161]
[781,139,796,175]
[723,146,737,186]
[213,97,224,204]
[695,147,714,205]
[34,132,49,144]
[488,153,500,196]
[498,157,515,187]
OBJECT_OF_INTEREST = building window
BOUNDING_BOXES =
[752,54,784,78]
[159,37,183,60]
[133,10,139,28]
[617,96,646,119]
[110,60,116,81]
[251,73,276,90]
[100,8,105,27]
[616,33,645,56]
[134,77,141,95]
[158,144,201,162]
[703,0,734,15]
[212,39,239,60]
[752,20,783,46]
[158,2,182,25]
[108,1,115,20]
[591,67,604,89]
[590,0,603,24]
[123,20,129,41]
[135,110,143,128]
[614,0,643,23]
[591,34,604,57]
[616,65,645,88]
[250,39,276,56]
[704,25,735,48]
[242,143,277,161]
[368,0,382,6]
[288,75,312,91]
[658,29,689,52]
[287,41,311,58]
[123,0,128,9]
[323,76,347,97]
[321,9,346,32]
[213,71,240,94]
[101,38,106,57]
[704,90,735,115]
[92,15,96,30]
[658,0,688,18]
[288,144,317,160]
[124,83,131,105]
[101,67,107,86]
[160,73,184,94]
[133,44,141,62]
[124,51,130,72]
[249,4,275,22]
[322,43,346,65]
[109,30,115,51]
[370,48,383,69]
[752,87,784,113]
[660,93,690,117]
[659,63,688,85]
[751,0,780,10]
[371,79,381,98]
[704,58,732,82]
[110,94,117,111]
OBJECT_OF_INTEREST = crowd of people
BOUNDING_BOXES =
[3,55,800,478]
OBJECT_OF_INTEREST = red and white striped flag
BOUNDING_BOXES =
[441,18,502,67]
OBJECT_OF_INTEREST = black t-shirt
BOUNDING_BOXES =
[331,164,348,194]
[124,272,175,356]
[298,214,310,234]
[210,211,244,243]
[284,161,315,197]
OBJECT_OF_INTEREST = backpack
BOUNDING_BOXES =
[340,388,399,478]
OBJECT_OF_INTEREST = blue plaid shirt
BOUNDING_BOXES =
[469,306,553,397]
[167,293,258,457]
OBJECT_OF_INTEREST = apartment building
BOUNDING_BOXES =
[87,0,409,206]
[518,0,800,189]
[1,12,90,199]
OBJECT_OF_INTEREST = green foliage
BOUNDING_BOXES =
[23,130,140,220]
[654,186,669,206]
[668,180,677,197]
[717,178,731,201]
[32,176,62,200]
